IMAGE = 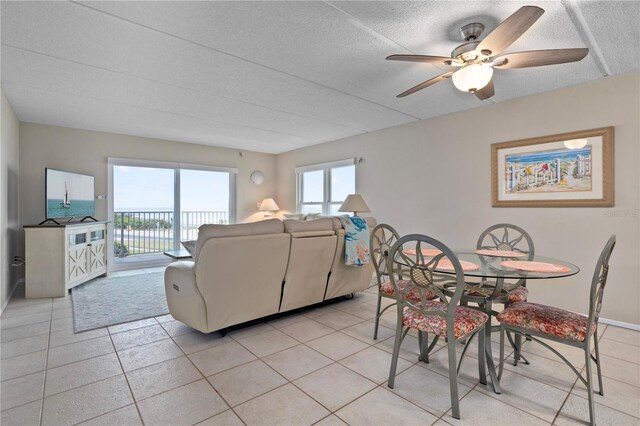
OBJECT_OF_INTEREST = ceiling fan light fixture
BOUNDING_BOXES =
[451,63,493,93]
[564,138,588,149]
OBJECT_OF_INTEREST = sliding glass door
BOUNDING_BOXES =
[180,169,230,240]
[108,159,236,270]
[112,165,175,263]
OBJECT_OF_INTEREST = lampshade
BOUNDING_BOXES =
[338,194,370,216]
[452,63,493,92]
[564,138,588,149]
[258,198,279,212]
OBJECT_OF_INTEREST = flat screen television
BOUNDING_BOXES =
[45,168,96,220]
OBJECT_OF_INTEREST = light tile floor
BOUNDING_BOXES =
[1,273,639,425]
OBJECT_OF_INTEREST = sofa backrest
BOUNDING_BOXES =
[195,232,291,331]
[280,233,337,311]
[283,218,335,233]
[194,218,284,264]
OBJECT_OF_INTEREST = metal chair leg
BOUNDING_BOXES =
[513,333,522,366]
[373,293,382,340]
[584,342,596,426]
[387,322,404,389]
[498,326,505,380]
[418,331,430,363]
[593,329,604,396]
[478,327,487,385]
[448,338,461,419]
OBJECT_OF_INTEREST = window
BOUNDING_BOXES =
[108,158,236,270]
[296,159,355,215]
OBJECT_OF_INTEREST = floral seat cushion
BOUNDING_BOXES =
[380,280,436,302]
[496,302,594,342]
[402,301,488,339]
[479,281,528,304]
[507,286,528,304]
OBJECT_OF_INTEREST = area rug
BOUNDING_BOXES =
[71,271,168,332]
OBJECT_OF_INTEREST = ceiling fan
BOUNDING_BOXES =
[387,5,589,100]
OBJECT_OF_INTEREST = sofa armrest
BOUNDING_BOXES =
[164,261,208,332]
[165,261,198,295]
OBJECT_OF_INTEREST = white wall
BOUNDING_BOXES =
[277,72,640,325]
[19,123,278,243]
[1,90,21,312]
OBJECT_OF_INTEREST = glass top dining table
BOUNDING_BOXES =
[434,250,580,280]
[393,248,580,394]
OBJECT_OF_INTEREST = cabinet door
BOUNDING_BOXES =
[88,227,107,274]
[68,231,89,283]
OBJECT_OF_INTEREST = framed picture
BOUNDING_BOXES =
[492,127,614,207]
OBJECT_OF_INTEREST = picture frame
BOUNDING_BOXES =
[491,127,614,207]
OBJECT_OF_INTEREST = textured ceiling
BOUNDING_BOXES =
[1,1,639,153]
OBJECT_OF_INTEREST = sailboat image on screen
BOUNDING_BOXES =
[41,168,97,225]
[60,182,71,209]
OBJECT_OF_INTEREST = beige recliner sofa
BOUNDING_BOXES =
[164,217,376,333]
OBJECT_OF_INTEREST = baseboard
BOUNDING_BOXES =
[599,317,640,331]
[0,278,24,314]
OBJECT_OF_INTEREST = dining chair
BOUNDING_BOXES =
[386,234,489,420]
[369,224,437,341]
[497,235,616,426]
[476,223,535,304]
[475,223,535,365]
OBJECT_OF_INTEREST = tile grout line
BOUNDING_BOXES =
[565,360,640,420]
[212,315,420,422]
[38,300,54,426]
[105,320,147,426]
[161,320,248,425]
[4,294,639,424]
[171,334,249,425]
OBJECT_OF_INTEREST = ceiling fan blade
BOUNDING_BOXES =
[492,48,589,69]
[474,79,495,100]
[397,72,453,98]
[477,6,545,56]
[386,54,455,66]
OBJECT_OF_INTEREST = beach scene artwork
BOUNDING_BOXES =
[46,169,95,219]
[504,145,592,194]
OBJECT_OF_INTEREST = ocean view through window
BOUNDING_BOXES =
[109,158,236,269]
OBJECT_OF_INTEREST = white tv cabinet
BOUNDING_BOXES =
[24,221,109,298]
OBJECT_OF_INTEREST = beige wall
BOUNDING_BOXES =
[1,90,21,312]
[277,72,640,325]
[19,123,278,228]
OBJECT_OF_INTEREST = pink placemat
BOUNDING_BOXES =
[475,249,527,258]
[437,259,480,272]
[403,248,442,257]
[501,260,571,273]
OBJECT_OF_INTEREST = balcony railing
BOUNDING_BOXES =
[113,210,229,257]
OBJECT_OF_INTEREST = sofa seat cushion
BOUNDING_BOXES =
[497,302,594,342]
[403,302,488,339]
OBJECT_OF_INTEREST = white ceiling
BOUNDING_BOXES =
[1,1,638,154]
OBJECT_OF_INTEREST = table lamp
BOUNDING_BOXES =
[338,194,370,217]
[258,198,279,218]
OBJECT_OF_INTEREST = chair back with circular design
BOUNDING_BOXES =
[477,223,534,287]
[476,223,534,257]
[587,235,616,334]
[387,234,465,339]
[370,224,401,288]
